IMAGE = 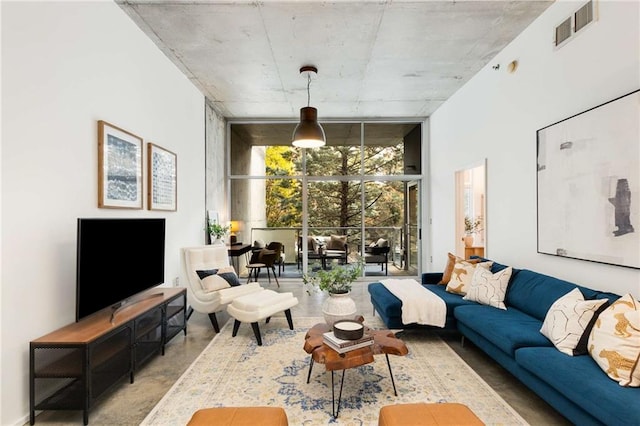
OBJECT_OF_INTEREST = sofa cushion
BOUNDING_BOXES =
[424,284,479,310]
[540,287,609,356]
[455,305,552,356]
[516,346,640,426]
[445,260,492,296]
[368,282,477,328]
[588,293,640,387]
[463,266,513,309]
[505,269,588,321]
[469,256,511,273]
[439,253,481,284]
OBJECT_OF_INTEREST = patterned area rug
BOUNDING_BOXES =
[142,316,527,425]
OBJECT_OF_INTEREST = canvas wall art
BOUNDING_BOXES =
[536,89,640,269]
[98,120,143,209]
[147,143,177,211]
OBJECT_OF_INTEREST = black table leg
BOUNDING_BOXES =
[306,357,314,383]
[330,369,346,418]
[385,354,398,396]
[336,369,346,418]
[331,370,335,416]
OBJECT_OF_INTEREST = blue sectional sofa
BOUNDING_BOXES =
[367,258,640,426]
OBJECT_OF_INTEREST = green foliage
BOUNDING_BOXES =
[207,223,230,238]
[265,146,302,227]
[303,260,363,295]
[264,143,406,230]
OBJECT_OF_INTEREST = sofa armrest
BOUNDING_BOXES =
[422,272,443,284]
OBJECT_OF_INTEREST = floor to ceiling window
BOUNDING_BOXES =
[228,120,423,278]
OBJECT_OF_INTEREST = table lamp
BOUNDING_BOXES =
[229,221,240,244]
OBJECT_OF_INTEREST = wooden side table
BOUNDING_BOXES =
[303,319,408,418]
[464,246,484,259]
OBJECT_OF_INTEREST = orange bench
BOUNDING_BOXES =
[379,403,484,426]
[187,407,288,426]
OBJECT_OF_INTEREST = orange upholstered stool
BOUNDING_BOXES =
[187,407,288,426]
[378,403,484,426]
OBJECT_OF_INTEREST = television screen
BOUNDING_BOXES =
[76,218,165,321]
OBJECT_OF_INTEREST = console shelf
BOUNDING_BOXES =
[29,287,186,425]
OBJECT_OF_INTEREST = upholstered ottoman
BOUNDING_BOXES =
[187,406,288,425]
[227,289,298,345]
[378,403,484,426]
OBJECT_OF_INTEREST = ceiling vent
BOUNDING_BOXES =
[555,18,572,47]
[554,0,597,49]
[574,0,594,33]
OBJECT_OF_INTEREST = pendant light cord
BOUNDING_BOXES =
[307,72,311,107]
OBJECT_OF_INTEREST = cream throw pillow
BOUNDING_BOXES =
[445,260,493,296]
[463,266,513,310]
[540,288,609,356]
[588,293,640,386]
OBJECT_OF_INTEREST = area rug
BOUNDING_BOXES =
[142,316,527,425]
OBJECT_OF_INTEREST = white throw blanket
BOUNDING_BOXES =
[380,279,447,327]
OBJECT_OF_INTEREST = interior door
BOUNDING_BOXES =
[455,161,487,258]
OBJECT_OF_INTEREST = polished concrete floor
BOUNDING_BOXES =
[30,277,572,426]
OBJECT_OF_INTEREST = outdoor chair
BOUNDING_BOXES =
[297,236,319,269]
[324,234,348,265]
[364,238,390,275]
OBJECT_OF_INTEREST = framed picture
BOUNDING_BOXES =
[98,120,143,209]
[536,89,640,269]
[147,143,177,211]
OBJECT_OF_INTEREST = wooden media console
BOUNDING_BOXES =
[29,287,187,425]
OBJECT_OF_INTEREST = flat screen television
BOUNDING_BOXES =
[76,218,165,321]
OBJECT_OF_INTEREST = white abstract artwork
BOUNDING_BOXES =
[537,90,640,269]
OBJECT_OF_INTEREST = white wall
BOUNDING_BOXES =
[429,0,640,297]
[1,2,213,424]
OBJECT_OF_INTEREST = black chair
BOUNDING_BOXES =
[297,236,319,269]
[266,241,285,276]
[247,248,280,287]
[364,239,390,275]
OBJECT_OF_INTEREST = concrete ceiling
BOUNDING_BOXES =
[117,1,552,121]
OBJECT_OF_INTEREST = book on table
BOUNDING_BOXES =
[322,332,374,354]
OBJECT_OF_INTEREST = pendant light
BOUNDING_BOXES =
[292,66,326,148]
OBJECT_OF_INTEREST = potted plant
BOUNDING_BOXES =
[207,223,230,245]
[463,216,482,247]
[303,260,363,326]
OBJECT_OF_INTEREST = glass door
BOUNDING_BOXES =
[406,182,420,273]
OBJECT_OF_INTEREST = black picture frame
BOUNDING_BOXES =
[536,89,640,269]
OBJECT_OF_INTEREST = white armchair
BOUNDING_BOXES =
[182,245,263,332]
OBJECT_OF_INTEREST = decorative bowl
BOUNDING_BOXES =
[332,320,364,340]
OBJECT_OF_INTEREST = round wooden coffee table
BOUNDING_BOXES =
[303,317,408,418]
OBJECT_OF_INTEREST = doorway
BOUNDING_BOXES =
[455,161,486,259]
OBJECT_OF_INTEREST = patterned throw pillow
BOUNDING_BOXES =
[588,293,640,386]
[463,266,513,310]
[196,266,240,292]
[540,288,609,356]
[438,252,481,285]
[445,260,492,296]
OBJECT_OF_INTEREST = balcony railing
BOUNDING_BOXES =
[249,226,408,275]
